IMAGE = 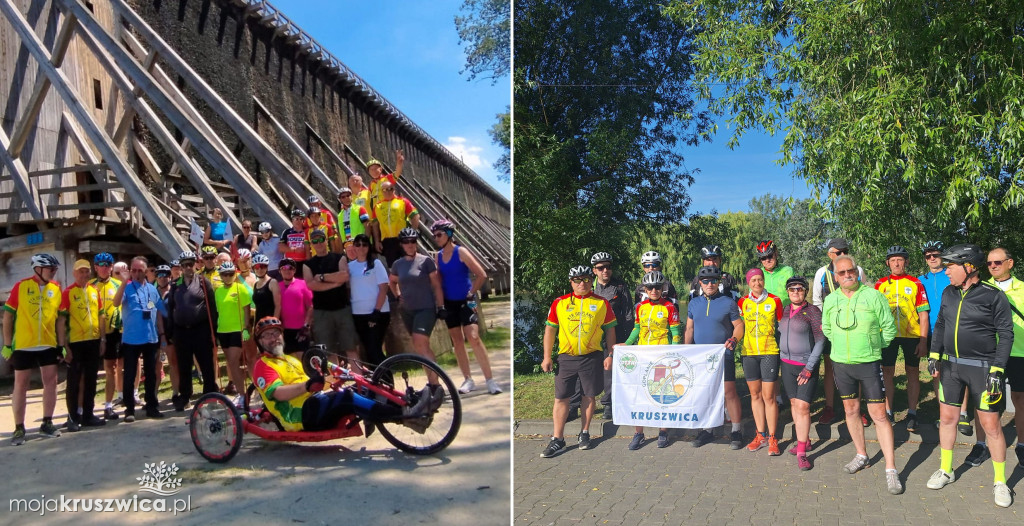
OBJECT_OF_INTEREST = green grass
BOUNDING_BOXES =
[433,327,510,369]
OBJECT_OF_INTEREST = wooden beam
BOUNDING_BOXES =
[112,47,158,146]
[61,113,126,210]
[0,0,187,262]
[78,239,149,255]
[27,162,108,177]
[0,220,105,253]
[0,126,46,220]
[8,12,77,158]
[304,122,356,176]
[130,135,162,182]
[254,96,339,195]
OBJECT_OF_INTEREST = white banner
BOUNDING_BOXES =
[612,345,726,428]
[188,219,204,247]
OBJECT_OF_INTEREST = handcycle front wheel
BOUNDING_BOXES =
[370,353,462,455]
[189,393,245,463]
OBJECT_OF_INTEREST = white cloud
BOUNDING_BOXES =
[443,137,487,170]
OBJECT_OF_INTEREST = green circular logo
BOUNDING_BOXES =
[619,352,638,374]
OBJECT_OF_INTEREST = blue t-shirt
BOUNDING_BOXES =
[918,269,950,332]
[687,293,741,345]
[121,281,168,345]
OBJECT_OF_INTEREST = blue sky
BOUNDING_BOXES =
[270,0,510,198]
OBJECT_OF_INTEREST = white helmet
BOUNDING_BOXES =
[258,221,273,233]
[640,251,661,265]
[252,253,270,266]
[31,253,60,269]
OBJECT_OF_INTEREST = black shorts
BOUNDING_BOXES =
[443,299,479,329]
[724,350,736,382]
[217,331,243,348]
[781,361,818,404]
[742,355,780,383]
[833,361,885,404]
[102,332,123,360]
[554,352,604,400]
[881,337,922,367]
[938,360,1004,413]
[283,328,310,354]
[401,308,437,337]
[9,348,60,371]
[1006,356,1024,391]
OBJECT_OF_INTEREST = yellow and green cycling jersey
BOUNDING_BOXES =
[874,274,930,338]
[625,300,681,345]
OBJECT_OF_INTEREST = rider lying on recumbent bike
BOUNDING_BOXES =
[251,316,438,433]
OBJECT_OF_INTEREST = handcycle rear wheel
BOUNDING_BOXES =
[370,353,462,455]
[244,383,285,431]
[189,393,244,463]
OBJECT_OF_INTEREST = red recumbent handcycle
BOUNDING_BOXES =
[188,347,462,462]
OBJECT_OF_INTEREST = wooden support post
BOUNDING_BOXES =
[0,0,187,260]
[61,113,126,210]
[0,126,46,220]
[304,122,356,177]
[112,47,159,146]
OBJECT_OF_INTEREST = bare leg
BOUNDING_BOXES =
[1013,391,1024,444]
[552,398,569,439]
[843,398,867,457]
[166,344,179,395]
[12,369,30,425]
[867,402,896,470]
[448,327,473,381]
[882,365,895,414]
[792,399,811,443]
[748,379,765,433]
[463,324,494,379]
[906,366,921,411]
[40,364,58,419]
[412,333,439,384]
[581,395,596,433]
[977,411,1007,463]
[724,381,742,427]
[824,357,835,409]
[104,359,117,403]
[763,381,779,436]
[224,346,246,394]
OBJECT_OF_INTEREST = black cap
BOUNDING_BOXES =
[827,238,850,251]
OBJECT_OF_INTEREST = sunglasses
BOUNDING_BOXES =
[835,268,858,276]
[644,285,662,290]
[829,249,849,256]
[311,238,327,244]
[95,262,111,267]
[383,188,396,193]
[924,253,941,260]
[759,255,775,261]
[156,273,171,278]
[988,259,1008,267]
[787,286,806,292]
[400,239,418,245]
[570,278,589,284]
[699,278,720,285]
[594,265,611,271]
[433,232,446,238]
[643,263,659,269]
[280,265,295,271]
[253,264,268,269]
[339,194,352,199]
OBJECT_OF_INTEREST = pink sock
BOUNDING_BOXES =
[796,440,808,455]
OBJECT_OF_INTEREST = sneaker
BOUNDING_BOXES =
[965,443,990,467]
[578,431,592,450]
[172,395,187,413]
[124,413,136,423]
[789,441,815,455]
[994,482,1013,508]
[64,418,80,432]
[657,430,670,449]
[729,431,743,450]
[485,378,502,394]
[232,395,244,408]
[797,453,813,471]
[39,420,61,438]
[692,430,714,448]
[401,390,434,434]
[458,378,475,394]
[540,437,566,458]
[768,436,781,456]
[886,469,903,495]
[926,469,955,490]
[1016,445,1024,468]
[958,414,973,436]
[905,414,918,433]
[11,427,26,446]
[81,415,106,427]
[747,434,767,452]
[145,408,165,419]
[602,405,613,420]
[628,432,644,450]
[817,406,835,425]
[843,454,869,474]
[103,407,119,420]
[428,384,446,411]
[861,413,871,427]
[112,395,123,407]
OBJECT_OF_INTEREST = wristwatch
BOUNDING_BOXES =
[318,274,325,282]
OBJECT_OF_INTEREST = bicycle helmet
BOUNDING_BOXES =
[218,262,236,274]
[568,265,593,279]
[236,248,252,260]
[591,252,613,266]
[398,227,419,240]
[252,253,270,266]
[785,276,809,290]
[290,208,305,218]
[921,240,944,254]
[697,265,722,280]
[258,221,273,233]
[307,206,321,216]
[278,257,297,268]
[31,253,60,268]
[940,244,985,271]
[366,158,383,169]
[200,245,218,257]
[337,186,352,197]
[307,194,320,204]
[640,251,661,265]
[178,250,197,261]
[885,245,910,260]
[155,265,172,277]
[430,219,455,234]
[755,240,777,258]
[254,316,284,340]
[170,259,180,267]
[93,252,114,265]
[700,245,722,259]
[641,271,665,287]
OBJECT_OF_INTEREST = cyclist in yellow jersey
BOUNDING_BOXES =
[3,254,64,445]
[58,259,108,431]
[619,271,680,450]
[737,268,784,455]
[540,266,617,457]
[90,252,124,420]
[873,245,930,429]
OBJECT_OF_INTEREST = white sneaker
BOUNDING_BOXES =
[232,395,244,408]
[486,378,502,394]
[926,469,954,490]
[458,378,475,394]
[994,482,1013,508]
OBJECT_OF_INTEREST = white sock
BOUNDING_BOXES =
[732,422,742,433]
[105,402,112,409]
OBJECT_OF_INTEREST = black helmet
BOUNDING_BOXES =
[785,276,809,290]
[641,271,665,287]
[940,244,985,271]
[885,245,910,260]
[568,265,593,279]
[700,245,722,259]
[697,265,722,280]
[922,240,944,254]
[591,252,613,266]
[398,227,419,240]
[755,240,777,258]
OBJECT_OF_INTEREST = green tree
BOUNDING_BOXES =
[665,1,1024,263]
[513,0,712,372]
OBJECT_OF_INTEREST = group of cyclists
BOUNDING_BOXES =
[540,239,1022,507]
[3,151,503,446]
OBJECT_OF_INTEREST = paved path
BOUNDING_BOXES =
[0,300,512,525]
[514,426,1023,525]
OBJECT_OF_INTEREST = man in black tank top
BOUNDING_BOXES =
[302,230,360,367]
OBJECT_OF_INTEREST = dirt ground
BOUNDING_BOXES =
[0,299,512,525]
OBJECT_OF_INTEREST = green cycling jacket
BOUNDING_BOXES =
[822,284,897,364]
